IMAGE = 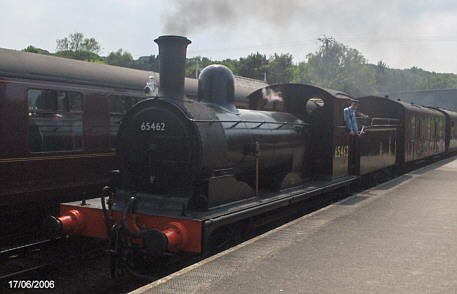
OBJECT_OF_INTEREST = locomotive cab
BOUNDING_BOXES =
[248,84,354,180]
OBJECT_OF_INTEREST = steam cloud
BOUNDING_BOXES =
[262,88,283,106]
[159,0,452,74]
[161,0,310,36]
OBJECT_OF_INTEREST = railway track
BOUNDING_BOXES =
[0,164,411,293]
[0,237,104,291]
[0,238,62,280]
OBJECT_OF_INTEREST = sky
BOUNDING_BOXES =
[1,0,457,74]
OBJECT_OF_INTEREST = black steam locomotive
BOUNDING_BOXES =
[48,35,457,277]
[116,36,305,211]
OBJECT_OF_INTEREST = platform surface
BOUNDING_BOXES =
[132,157,457,294]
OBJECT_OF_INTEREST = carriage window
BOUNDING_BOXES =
[427,117,431,137]
[411,117,416,139]
[418,120,421,138]
[109,95,141,149]
[434,120,437,137]
[69,92,83,111]
[28,89,84,152]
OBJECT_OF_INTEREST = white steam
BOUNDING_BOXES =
[262,88,283,107]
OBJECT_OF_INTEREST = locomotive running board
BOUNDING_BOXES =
[200,175,357,229]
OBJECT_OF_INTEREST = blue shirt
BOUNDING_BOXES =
[344,107,358,132]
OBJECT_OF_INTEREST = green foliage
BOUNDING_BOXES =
[185,57,214,77]
[416,73,457,90]
[131,55,160,72]
[291,41,376,96]
[56,33,101,55]
[55,33,102,61]
[266,53,294,84]
[106,49,134,67]
[218,59,238,73]
[22,46,51,55]
[234,52,269,81]
[21,34,457,97]
[54,50,101,62]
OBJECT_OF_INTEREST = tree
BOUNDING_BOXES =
[291,61,311,84]
[132,55,160,72]
[106,49,134,68]
[22,45,51,55]
[218,58,238,73]
[55,33,102,61]
[416,73,457,90]
[294,40,376,96]
[56,32,101,54]
[235,52,269,81]
[82,37,101,55]
[265,53,294,84]
[185,56,214,77]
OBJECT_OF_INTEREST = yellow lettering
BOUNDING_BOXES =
[335,145,350,158]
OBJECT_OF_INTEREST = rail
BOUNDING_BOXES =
[0,238,104,283]
[0,238,60,262]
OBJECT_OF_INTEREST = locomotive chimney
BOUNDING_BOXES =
[154,35,191,100]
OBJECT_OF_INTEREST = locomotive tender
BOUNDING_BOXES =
[48,35,457,276]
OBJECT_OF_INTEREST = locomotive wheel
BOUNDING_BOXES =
[206,223,244,255]
[122,247,170,278]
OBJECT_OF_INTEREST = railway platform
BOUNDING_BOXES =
[132,156,457,294]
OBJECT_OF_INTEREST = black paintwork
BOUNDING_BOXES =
[115,37,306,212]
[248,84,355,179]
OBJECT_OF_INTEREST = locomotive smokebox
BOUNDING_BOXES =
[154,35,191,100]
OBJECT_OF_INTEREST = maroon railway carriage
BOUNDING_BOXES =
[358,96,446,167]
[0,48,149,206]
[429,107,457,155]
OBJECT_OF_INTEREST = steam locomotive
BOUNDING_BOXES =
[47,35,457,277]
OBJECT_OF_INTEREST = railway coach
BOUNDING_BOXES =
[429,107,457,155]
[0,48,149,207]
[358,96,446,168]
